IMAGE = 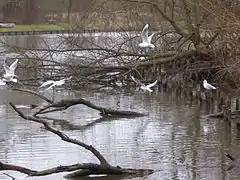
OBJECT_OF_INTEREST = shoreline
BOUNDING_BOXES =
[0,29,102,36]
[0,24,144,36]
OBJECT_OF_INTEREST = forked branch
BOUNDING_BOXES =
[9,102,109,166]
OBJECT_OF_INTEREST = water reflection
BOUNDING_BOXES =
[0,88,238,180]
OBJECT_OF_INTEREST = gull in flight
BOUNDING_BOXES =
[139,24,155,49]
[203,80,216,90]
[0,78,6,85]
[131,75,157,92]
[40,76,72,90]
[3,59,18,83]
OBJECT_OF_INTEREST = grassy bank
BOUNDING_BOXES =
[0,24,72,32]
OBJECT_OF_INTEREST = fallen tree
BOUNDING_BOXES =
[34,97,146,117]
[3,0,236,93]
[0,103,153,179]
[11,87,145,117]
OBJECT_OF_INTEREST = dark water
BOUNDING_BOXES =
[0,88,239,180]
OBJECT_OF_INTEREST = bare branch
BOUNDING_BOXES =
[34,98,146,117]
[0,161,153,177]
[226,154,235,161]
[113,0,188,37]
[2,173,16,180]
[9,102,109,166]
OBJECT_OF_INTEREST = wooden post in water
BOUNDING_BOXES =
[218,97,224,111]
[236,99,239,110]
[225,94,232,126]
[217,90,221,111]
[222,105,228,122]
[205,91,210,104]
[227,94,232,110]
[227,109,231,126]
[236,123,240,132]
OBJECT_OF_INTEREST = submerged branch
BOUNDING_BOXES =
[226,154,237,171]
[34,98,146,117]
[205,110,240,118]
[0,161,153,178]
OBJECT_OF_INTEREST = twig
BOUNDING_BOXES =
[121,0,187,37]
[2,173,15,180]
[226,154,235,161]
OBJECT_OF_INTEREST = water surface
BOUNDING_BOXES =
[0,88,239,180]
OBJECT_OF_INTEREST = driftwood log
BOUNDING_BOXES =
[0,103,154,178]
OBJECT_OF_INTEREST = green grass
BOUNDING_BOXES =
[0,24,72,32]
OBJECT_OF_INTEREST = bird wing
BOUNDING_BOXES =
[3,59,11,74]
[207,83,216,89]
[9,59,18,73]
[66,76,72,80]
[0,79,6,85]
[9,77,17,83]
[55,79,65,86]
[46,83,56,90]
[147,32,155,43]
[39,80,55,88]
[146,80,158,88]
[131,75,144,86]
[141,24,149,43]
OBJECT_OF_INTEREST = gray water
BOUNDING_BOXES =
[0,88,239,180]
[0,34,239,180]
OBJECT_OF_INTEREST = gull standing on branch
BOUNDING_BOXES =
[203,80,216,90]
[3,59,18,82]
[131,75,157,92]
[139,24,155,49]
[40,76,72,90]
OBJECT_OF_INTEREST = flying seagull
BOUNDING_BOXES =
[0,78,6,85]
[3,59,18,80]
[203,80,216,90]
[131,75,157,92]
[138,24,155,49]
[40,76,72,90]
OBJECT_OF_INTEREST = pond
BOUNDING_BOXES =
[0,87,239,180]
[0,34,239,180]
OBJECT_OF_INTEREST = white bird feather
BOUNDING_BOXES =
[0,79,6,85]
[203,80,216,90]
[139,24,155,49]
[131,75,157,92]
[3,59,18,78]
[39,80,55,88]
[40,76,72,90]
